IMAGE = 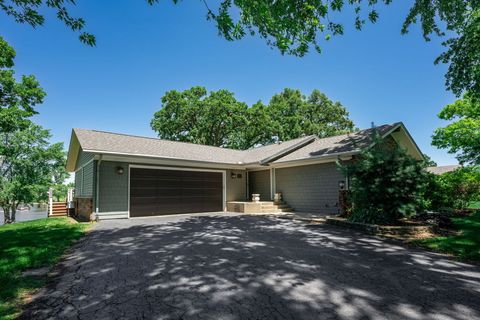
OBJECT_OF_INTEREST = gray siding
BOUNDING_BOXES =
[248,170,271,201]
[96,162,247,216]
[81,160,95,197]
[74,150,95,198]
[74,168,83,196]
[275,162,345,215]
[75,150,94,170]
[98,161,129,213]
[226,170,246,201]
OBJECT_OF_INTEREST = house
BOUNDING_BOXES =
[66,122,424,220]
[426,165,461,175]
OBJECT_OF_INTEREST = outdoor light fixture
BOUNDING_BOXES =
[231,172,237,179]
[237,173,242,179]
[116,166,124,175]
[338,180,346,190]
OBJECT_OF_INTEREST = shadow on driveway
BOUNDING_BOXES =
[21,214,480,319]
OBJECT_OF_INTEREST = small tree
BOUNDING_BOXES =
[0,123,63,223]
[338,131,428,225]
[424,166,480,210]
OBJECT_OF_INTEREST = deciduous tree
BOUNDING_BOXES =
[150,87,355,149]
[2,1,477,98]
[0,124,65,223]
[268,88,354,141]
[150,86,249,148]
[432,93,480,165]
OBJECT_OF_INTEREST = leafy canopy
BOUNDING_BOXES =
[338,131,428,225]
[0,37,45,133]
[0,36,65,223]
[0,0,95,45]
[424,166,480,210]
[432,93,480,165]
[150,86,355,149]
[2,1,478,98]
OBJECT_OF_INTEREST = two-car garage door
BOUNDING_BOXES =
[129,167,224,217]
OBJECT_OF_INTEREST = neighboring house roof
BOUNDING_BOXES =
[66,122,424,172]
[426,165,461,175]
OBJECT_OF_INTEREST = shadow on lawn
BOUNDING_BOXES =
[20,215,480,320]
[417,211,480,261]
[0,218,87,319]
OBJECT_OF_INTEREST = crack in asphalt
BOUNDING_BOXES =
[19,214,480,320]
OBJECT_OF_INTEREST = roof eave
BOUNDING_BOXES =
[258,135,317,165]
[66,129,80,172]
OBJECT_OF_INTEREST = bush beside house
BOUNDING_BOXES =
[338,132,428,225]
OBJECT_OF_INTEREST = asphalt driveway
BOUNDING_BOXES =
[21,213,480,320]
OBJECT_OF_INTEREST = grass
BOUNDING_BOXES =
[0,218,90,320]
[415,211,480,262]
[469,201,480,209]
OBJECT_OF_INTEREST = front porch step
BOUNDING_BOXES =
[261,208,294,213]
[259,201,294,213]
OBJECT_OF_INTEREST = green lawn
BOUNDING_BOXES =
[415,211,480,262]
[0,218,89,320]
[469,201,480,209]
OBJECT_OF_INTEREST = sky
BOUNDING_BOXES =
[0,0,458,165]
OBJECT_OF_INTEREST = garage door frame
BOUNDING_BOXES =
[128,164,227,218]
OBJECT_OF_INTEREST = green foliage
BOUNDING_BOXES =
[150,86,354,149]
[415,211,480,262]
[432,94,480,165]
[0,36,66,223]
[0,0,95,45]
[150,86,249,148]
[164,0,478,99]
[268,88,355,141]
[0,37,45,133]
[338,131,428,225]
[0,124,66,223]
[0,218,89,319]
[424,167,480,210]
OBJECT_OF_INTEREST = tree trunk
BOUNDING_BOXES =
[3,205,11,224]
[10,202,16,223]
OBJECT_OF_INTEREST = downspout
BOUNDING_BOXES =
[95,155,103,218]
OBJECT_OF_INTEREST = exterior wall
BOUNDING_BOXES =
[76,150,95,170]
[275,162,345,215]
[98,161,129,217]
[74,150,95,198]
[226,170,247,201]
[75,197,93,221]
[248,169,271,201]
[96,162,242,219]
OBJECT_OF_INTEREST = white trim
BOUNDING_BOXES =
[98,154,245,170]
[84,149,245,169]
[246,171,249,200]
[128,164,227,217]
[128,165,131,218]
[246,167,271,172]
[270,154,355,169]
[272,168,276,199]
[269,168,273,200]
[95,156,102,213]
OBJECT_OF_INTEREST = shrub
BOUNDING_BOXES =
[338,131,428,225]
[424,166,480,210]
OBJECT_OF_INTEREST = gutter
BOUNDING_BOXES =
[95,155,103,216]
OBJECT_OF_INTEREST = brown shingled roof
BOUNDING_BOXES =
[69,122,410,171]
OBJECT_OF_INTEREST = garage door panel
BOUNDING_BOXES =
[130,168,223,217]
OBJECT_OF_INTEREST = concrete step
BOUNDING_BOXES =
[261,207,294,213]
[49,213,67,217]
